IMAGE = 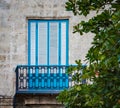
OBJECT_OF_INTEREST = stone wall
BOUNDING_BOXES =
[0,0,93,107]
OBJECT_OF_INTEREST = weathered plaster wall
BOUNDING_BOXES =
[0,0,93,97]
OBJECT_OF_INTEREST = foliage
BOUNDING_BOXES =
[57,0,120,108]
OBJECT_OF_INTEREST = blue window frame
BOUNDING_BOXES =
[28,19,69,66]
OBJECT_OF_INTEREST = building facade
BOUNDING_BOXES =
[0,0,93,107]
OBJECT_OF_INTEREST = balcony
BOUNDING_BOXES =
[15,65,72,94]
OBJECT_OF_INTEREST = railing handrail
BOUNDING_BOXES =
[16,64,75,67]
[15,65,78,73]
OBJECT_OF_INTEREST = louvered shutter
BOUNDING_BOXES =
[38,22,47,65]
[49,22,59,65]
[30,22,36,65]
[61,22,67,65]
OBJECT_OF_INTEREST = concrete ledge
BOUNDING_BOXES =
[0,96,13,106]
[24,95,61,105]
[26,104,64,108]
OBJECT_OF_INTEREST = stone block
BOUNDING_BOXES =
[0,55,6,62]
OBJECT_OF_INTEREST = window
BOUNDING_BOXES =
[27,19,69,91]
[28,19,69,66]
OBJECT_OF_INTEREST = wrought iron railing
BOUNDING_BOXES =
[15,65,72,94]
